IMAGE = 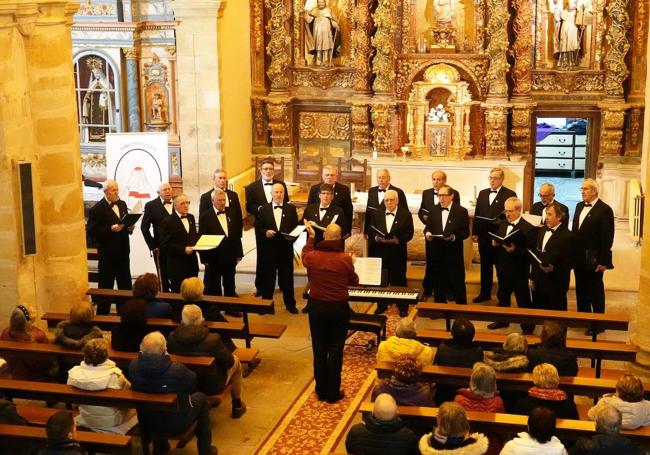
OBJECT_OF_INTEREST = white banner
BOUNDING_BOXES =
[106,132,169,276]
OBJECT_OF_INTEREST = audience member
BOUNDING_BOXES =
[571,404,644,455]
[587,374,650,430]
[345,393,418,455]
[419,401,489,454]
[128,332,217,455]
[0,305,57,381]
[54,302,103,349]
[133,273,171,318]
[372,356,434,407]
[515,363,578,419]
[167,305,246,418]
[67,339,137,434]
[499,407,567,454]
[434,319,483,404]
[0,397,37,455]
[454,363,505,413]
[38,410,85,455]
[110,299,150,352]
[527,321,578,376]
[377,318,434,366]
[483,333,529,410]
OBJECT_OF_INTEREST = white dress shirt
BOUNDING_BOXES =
[541,223,560,252]
[161,197,173,215]
[489,187,502,205]
[506,216,522,236]
[215,207,228,237]
[107,198,120,218]
[377,186,389,204]
[273,204,283,231]
[578,198,598,228]
[262,180,273,203]
[176,210,189,233]
[385,209,396,234]
[440,202,452,231]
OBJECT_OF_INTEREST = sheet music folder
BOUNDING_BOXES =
[354,257,382,286]
[488,229,519,245]
[281,225,306,240]
[120,213,142,228]
[193,235,224,251]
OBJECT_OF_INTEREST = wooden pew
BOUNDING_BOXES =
[374,361,649,401]
[358,402,650,444]
[0,423,131,454]
[416,302,629,341]
[416,328,636,377]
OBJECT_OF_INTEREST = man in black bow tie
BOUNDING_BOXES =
[307,165,353,230]
[255,183,299,313]
[572,179,614,323]
[141,182,174,291]
[302,183,347,244]
[364,168,407,239]
[87,180,134,314]
[531,182,569,224]
[472,168,517,303]
[245,158,289,296]
[160,194,199,292]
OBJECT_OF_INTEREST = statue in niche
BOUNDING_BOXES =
[551,0,592,68]
[81,57,115,142]
[152,93,163,121]
[428,104,450,123]
[425,0,456,49]
[433,0,453,25]
[303,0,340,66]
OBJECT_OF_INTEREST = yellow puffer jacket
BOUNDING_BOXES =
[377,336,435,365]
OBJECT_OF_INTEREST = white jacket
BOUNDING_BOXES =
[67,359,137,434]
[588,393,650,430]
[418,432,489,454]
[499,432,567,455]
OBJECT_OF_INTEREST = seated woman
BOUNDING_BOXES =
[527,321,578,377]
[67,338,137,434]
[587,374,650,430]
[483,333,529,410]
[454,362,505,413]
[110,299,150,352]
[133,273,171,319]
[371,356,434,407]
[419,401,489,454]
[500,407,567,454]
[0,305,57,381]
[515,363,578,419]
[377,317,434,366]
[54,301,103,349]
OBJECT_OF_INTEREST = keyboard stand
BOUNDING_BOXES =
[347,312,387,348]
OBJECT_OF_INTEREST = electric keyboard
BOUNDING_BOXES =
[348,286,423,303]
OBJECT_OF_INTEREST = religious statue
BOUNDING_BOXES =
[151,93,164,122]
[303,0,340,66]
[551,0,592,68]
[428,104,450,123]
[81,57,115,142]
[434,0,453,25]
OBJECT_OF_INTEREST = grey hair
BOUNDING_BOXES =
[595,405,622,435]
[583,178,599,193]
[181,304,204,327]
[503,333,528,353]
[140,331,167,355]
[212,168,226,178]
[469,362,497,398]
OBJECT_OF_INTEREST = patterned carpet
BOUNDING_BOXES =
[256,307,401,454]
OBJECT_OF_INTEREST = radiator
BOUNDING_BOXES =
[628,179,644,245]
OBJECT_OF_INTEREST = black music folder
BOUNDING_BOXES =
[120,213,142,227]
[489,229,520,245]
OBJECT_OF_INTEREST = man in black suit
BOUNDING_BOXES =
[255,183,299,313]
[307,165,353,231]
[368,189,414,317]
[302,183,348,242]
[471,168,517,303]
[245,158,289,296]
[199,189,243,298]
[418,170,461,297]
[141,182,174,292]
[198,169,243,222]
[86,180,134,314]
[531,182,569,224]
[488,197,537,331]
[424,185,469,304]
[160,194,199,293]
[530,202,574,313]
[572,178,614,324]
[364,168,407,237]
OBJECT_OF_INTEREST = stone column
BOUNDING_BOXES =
[172,0,223,210]
[0,0,87,322]
[123,48,141,132]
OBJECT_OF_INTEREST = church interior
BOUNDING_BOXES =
[1,0,650,453]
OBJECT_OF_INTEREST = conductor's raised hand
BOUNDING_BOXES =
[304,219,316,238]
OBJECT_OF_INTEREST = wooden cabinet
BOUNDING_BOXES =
[535,131,586,177]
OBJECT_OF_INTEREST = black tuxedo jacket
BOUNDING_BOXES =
[425,203,470,257]
[160,212,199,279]
[199,188,243,223]
[418,187,461,225]
[87,198,131,259]
[364,185,408,235]
[302,203,348,240]
[141,198,172,250]
[472,186,517,237]
[255,202,299,257]
[307,182,353,230]
[531,224,574,286]
[531,200,570,223]
[494,217,537,271]
[245,179,289,216]
[368,206,414,263]
[571,199,615,269]
[198,206,244,264]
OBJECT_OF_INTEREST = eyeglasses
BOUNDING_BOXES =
[438,193,451,197]
[538,193,553,197]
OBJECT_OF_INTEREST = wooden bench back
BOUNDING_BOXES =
[0,423,131,451]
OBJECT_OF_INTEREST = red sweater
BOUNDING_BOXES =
[454,388,505,413]
[302,236,359,301]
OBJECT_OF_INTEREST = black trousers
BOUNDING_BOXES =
[308,300,350,400]
[97,254,132,314]
[432,258,467,304]
[422,241,434,292]
[377,262,408,312]
[261,249,296,309]
[203,260,237,296]
[153,249,170,293]
[533,273,569,312]
[574,266,605,313]
[254,232,264,292]
[496,267,531,309]
[478,238,497,297]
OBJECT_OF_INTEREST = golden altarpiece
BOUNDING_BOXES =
[250,0,646,203]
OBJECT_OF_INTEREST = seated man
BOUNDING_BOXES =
[38,410,84,455]
[128,332,217,455]
[571,404,644,455]
[167,305,246,418]
[527,320,578,377]
[377,317,434,366]
[345,393,418,455]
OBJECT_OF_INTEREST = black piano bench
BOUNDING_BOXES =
[348,312,387,349]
